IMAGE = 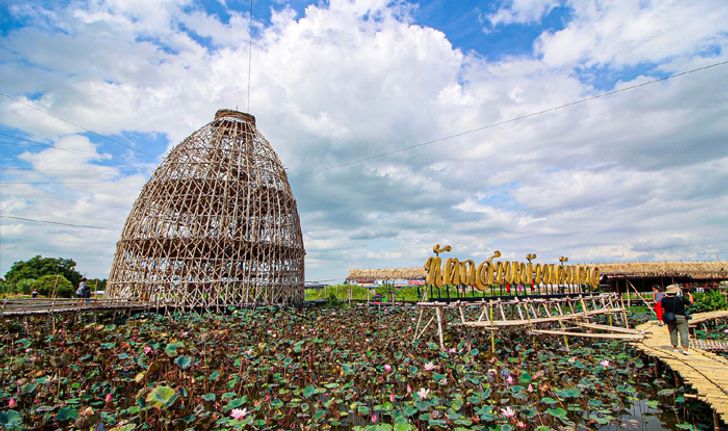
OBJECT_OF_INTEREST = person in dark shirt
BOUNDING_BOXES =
[660,284,694,354]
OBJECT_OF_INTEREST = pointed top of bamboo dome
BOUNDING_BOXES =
[106,109,305,308]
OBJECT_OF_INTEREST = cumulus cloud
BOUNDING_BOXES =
[1,0,727,280]
[487,0,560,26]
[535,1,728,68]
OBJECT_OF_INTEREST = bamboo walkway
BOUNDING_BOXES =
[634,310,728,426]
[0,298,155,317]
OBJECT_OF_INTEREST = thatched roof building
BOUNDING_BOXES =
[346,261,728,289]
[595,262,727,279]
[347,268,426,283]
[107,109,305,307]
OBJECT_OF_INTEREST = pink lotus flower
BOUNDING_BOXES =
[600,360,610,368]
[501,406,516,418]
[506,375,514,385]
[8,398,16,408]
[527,384,534,393]
[406,384,412,394]
[448,347,456,354]
[230,408,248,420]
[424,362,435,371]
[417,387,430,399]
[389,393,396,402]
[384,364,392,372]
[517,420,527,428]
[371,413,378,423]
[144,346,152,355]
[105,393,113,404]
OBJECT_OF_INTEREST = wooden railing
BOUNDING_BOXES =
[0,297,156,316]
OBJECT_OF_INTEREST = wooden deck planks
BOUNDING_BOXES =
[691,339,728,352]
[634,310,728,425]
[0,298,154,317]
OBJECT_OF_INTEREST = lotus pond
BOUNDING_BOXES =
[0,305,718,430]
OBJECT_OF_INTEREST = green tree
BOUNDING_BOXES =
[87,278,107,292]
[32,274,74,297]
[5,256,82,289]
[16,278,36,295]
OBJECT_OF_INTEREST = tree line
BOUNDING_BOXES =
[0,255,106,297]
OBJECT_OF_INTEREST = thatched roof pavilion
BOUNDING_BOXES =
[106,109,305,307]
[596,262,727,280]
[347,261,728,290]
[347,268,426,284]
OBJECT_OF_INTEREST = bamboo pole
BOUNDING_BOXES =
[489,303,496,354]
[435,306,445,350]
[628,279,658,320]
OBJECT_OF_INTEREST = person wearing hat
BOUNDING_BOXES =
[660,284,694,354]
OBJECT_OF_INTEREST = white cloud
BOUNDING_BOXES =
[536,0,728,68]
[488,0,560,26]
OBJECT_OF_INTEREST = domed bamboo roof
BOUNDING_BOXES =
[106,109,305,307]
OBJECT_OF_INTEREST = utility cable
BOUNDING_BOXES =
[0,180,144,185]
[0,91,157,158]
[0,215,114,231]
[290,58,728,178]
[3,59,727,228]
[0,132,101,157]
[247,0,254,113]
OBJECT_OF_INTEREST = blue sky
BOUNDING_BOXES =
[1,0,727,281]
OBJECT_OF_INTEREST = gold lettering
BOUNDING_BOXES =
[424,245,601,291]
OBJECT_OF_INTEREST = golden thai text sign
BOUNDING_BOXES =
[424,245,600,290]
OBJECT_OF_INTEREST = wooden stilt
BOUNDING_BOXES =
[435,306,445,350]
[489,303,496,354]
[413,307,424,343]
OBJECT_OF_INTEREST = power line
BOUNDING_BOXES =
[290,58,728,178]
[3,60,726,231]
[0,132,102,157]
[0,215,114,231]
[0,132,151,174]
[0,166,146,172]
[247,0,254,113]
[0,181,144,185]
[0,91,157,158]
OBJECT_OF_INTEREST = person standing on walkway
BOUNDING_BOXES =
[652,285,665,325]
[76,277,90,303]
[660,284,694,354]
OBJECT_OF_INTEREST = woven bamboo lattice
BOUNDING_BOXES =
[106,109,305,307]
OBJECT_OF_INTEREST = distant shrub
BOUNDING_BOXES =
[691,290,728,312]
[33,274,74,298]
[16,278,36,295]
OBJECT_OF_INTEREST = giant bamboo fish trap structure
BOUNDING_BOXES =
[106,109,305,308]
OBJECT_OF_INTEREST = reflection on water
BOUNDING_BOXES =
[600,398,676,431]
[599,392,717,431]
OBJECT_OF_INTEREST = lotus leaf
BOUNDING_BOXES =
[0,410,22,430]
[146,385,178,409]
[56,406,78,421]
